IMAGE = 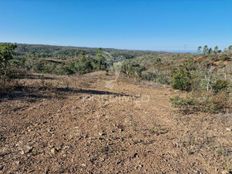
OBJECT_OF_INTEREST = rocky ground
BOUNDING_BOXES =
[1,72,232,174]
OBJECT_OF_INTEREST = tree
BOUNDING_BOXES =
[208,48,213,55]
[95,48,107,70]
[228,45,232,52]
[197,46,202,54]
[214,46,219,54]
[203,45,209,55]
[0,43,17,81]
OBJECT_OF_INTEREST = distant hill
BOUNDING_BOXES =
[0,43,171,60]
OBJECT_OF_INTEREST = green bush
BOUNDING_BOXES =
[94,49,108,70]
[141,71,157,81]
[156,73,171,85]
[220,54,231,61]
[170,96,195,107]
[0,43,17,79]
[171,68,192,91]
[121,61,145,78]
[212,80,229,93]
[200,92,230,113]
[170,92,231,114]
[65,57,93,75]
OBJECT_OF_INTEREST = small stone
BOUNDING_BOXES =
[81,163,86,167]
[222,170,228,174]
[226,128,232,131]
[132,153,138,158]
[136,164,143,169]
[63,145,70,150]
[0,164,4,170]
[51,148,56,155]
[15,161,20,165]
[98,132,106,136]
[0,147,10,156]
[44,167,49,174]
[24,145,33,154]
[99,157,105,162]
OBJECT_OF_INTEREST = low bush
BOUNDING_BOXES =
[141,71,157,81]
[66,56,94,75]
[121,61,145,79]
[171,67,192,91]
[170,96,196,113]
[0,43,17,92]
[171,91,231,114]
[212,80,229,93]
[156,73,171,85]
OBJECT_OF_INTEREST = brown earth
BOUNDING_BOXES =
[1,72,232,174]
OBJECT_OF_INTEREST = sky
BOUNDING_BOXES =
[0,0,232,51]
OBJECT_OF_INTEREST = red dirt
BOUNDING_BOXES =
[1,72,232,174]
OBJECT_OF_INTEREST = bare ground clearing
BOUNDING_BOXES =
[1,72,232,174]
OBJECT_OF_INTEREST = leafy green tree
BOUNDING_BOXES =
[0,43,17,80]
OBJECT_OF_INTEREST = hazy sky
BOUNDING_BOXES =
[0,0,232,51]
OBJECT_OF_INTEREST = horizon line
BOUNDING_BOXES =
[0,41,196,53]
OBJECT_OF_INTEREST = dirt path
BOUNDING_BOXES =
[1,72,232,174]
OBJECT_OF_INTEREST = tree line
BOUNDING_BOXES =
[198,45,232,55]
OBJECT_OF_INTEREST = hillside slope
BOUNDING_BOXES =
[1,72,232,173]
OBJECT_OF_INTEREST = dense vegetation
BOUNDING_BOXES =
[116,45,232,113]
[1,42,232,113]
[9,43,162,75]
[0,43,17,90]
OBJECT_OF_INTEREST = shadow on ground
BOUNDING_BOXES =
[14,73,56,80]
[0,86,130,102]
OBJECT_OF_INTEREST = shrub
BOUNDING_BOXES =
[171,67,192,91]
[170,96,196,114]
[121,61,145,79]
[170,96,195,107]
[141,71,157,81]
[212,80,229,93]
[0,43,17,91]
[156,73,171,85]
[220,54,231,61]
[0,43,17,79]
[65,56,94,75]
[170,91,231,114]
[94,49,108,70]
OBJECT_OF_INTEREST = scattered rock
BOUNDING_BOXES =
[15,161,20,165]
[24,145,33,154]
[98,131,106,136]
[222,170,232,174]
[44,167,49,174]
[51,148,57,155]
[0,164,4,170]
[135,164,143,169]
[0,147,10,157]
[132,153,138,159]
[81,163,86,167]
[20,145,33,155]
